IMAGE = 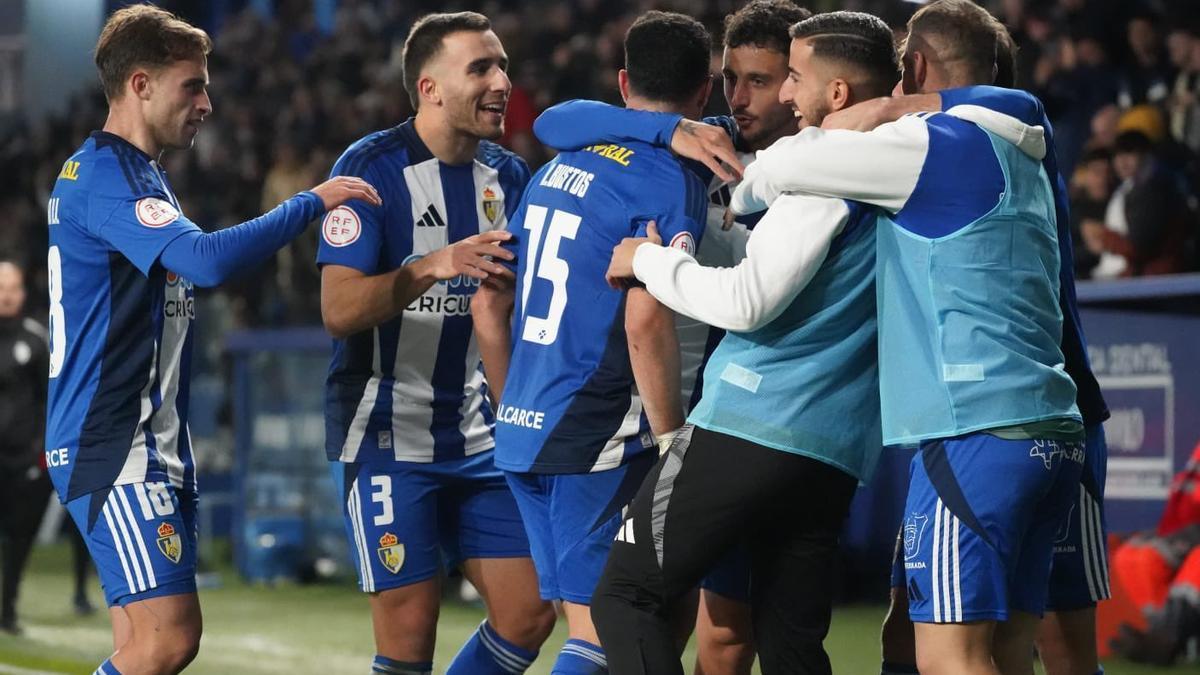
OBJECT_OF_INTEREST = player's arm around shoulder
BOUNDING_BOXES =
[731,115,931,215]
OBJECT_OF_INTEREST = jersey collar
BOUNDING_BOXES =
[89,130,155,163]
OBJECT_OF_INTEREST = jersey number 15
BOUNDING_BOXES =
[519,205,580,346]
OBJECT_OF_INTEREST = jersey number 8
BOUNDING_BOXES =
[47,246,67,378]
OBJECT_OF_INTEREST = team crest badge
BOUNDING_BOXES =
[482,187,501,225]
[377,532,405,574]
[156,522,182,564]
[902,513,929,561]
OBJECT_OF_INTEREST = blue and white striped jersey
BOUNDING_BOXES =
[45,132,200,502]
[318,120,531,464]
[494,140,708,474]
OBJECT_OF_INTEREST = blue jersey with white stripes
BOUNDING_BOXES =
[318,119,530,464]
[45,132,201,503]
[494,140,708,474]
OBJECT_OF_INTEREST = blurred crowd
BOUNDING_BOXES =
[2,0,1200,329]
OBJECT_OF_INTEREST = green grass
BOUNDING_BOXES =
[0,543,1191,674]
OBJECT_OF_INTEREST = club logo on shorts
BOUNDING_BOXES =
[377,532,404,574]
[322,206,362,247]
[135,198,180,228]
[482,186,501,225]
[902,513,929,561]
[156,522,182,564]
[669,231,696,256]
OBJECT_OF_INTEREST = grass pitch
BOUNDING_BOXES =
[0,543,1191,674]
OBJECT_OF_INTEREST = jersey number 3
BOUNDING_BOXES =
[519,205,580,346]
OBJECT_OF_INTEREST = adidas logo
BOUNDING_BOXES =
[416,205,446,228]
[614,518,636,544]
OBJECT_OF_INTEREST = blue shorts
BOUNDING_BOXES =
[700,544,752,603]
[334,451,529,593]
[505,452,654,604]
[66,482,198,607]
[1045,424,1110,610]
[900,432,1084,623]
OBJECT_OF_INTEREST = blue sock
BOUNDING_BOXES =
[881,662,919,674]
[1095,668,1104,675]
[94,660,122,675]
[552,638,607,674]
[447,620,538,674]
[372,655,432,674]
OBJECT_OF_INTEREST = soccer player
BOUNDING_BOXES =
[44,6,379,674]
[316,12,555,675]
[731,2,1086,673]
[812,7,1111,675]
[471,11,711,674]
[530,3,810,672]
[593,12,897,675]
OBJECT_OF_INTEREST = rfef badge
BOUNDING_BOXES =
[157,522,182,564]
[377,532,404,574]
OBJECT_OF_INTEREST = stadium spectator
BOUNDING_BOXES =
[1167,26,1200,152]
[0,261,49,635]
[1117,12,1175,110]
[1088,130,1193,278]
[1071,148,1115,278]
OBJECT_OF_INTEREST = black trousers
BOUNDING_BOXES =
[591,425,857,675]
[0,466,51,621]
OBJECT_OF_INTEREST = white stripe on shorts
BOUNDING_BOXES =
[115,486,157,589]
[101,499,138,593]
[348,483,375,592]
[932,502,942,622]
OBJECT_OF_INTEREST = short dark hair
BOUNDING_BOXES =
[724,1,812,55]
[994,23,1018,88]
[625,11,713,105]
[1114,130,1153,156]
[1079,147,1113,164]
[789,11,900,97]
[906,0,1009,86]
[94,4,212,102]
[402,12,492,109]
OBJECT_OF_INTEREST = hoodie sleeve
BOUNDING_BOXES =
[631,194,849,332]
[729,115,931,215]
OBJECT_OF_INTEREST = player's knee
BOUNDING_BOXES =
[493,599,556,648]
[143,623,201,674]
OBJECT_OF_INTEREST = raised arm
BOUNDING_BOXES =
[535,99,743,182]
[157,177,379,287]
[534,99,682,151]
